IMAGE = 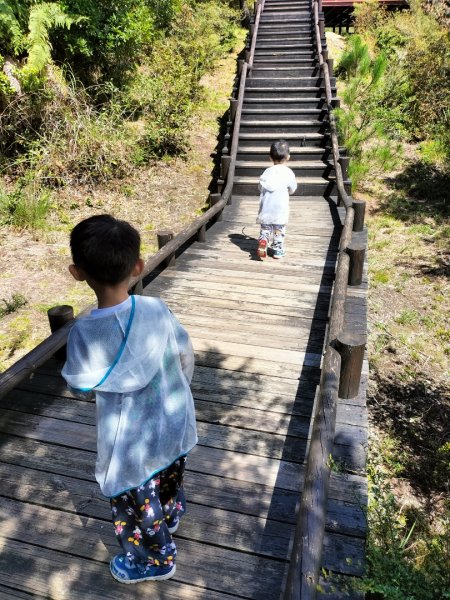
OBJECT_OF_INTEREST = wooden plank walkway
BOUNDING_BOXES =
[0,0,368,596]
[0,194,367,599]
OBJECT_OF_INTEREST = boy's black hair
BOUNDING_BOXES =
[270,139,290,162]
[70,214,141,285]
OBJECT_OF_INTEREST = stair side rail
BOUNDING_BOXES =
[283,2,367,598]
[0,58,249,401]
[248,0,265,75]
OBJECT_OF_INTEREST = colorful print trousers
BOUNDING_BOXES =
[110,456,186,567]
[259,224,286,252]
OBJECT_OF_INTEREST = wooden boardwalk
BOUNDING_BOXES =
[0,0,368,598]
[0,195,367,599]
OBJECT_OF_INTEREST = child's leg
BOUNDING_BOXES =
[272,225,286,256]
[258,224,273,258]
[160,456,187,532]
[110,478,176,568]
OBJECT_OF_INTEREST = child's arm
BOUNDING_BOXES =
[287,169,297,195]
[168,309,195,383]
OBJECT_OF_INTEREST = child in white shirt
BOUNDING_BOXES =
[62,214,197,585]
[257,140,297,259]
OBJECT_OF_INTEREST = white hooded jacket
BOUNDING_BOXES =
[62,295,197,498]
[257,164,297,225]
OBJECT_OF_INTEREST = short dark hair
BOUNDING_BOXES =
[70,214,140,285]
[270,140,290,162]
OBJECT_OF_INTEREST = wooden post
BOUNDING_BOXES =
[344,180,352,196]
[197,224,206,243]
[347,242,365,286]
[230,98,238,121]
[335,332,366,399]
[238,59,244,76]
[318,0,322,11]
[339,156,350,180]
[210,193,223,222]
[221,156,231,181]
[322,48,328,62]
[47,305,74,360]
[352,200,366,232]
[319,17,325,40]
[157,230,175,268]
[250,23,255,38]
[332,98,340,109]
[326,58,334,76]
[222,133,231,155]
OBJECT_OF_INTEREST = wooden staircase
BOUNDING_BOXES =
[234,0,336,198]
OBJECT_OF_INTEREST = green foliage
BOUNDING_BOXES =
[25,2,85,74]
[127,0,239,157]
[353,0,450,164]
[364,457,450,599]
[0,178,52,229]
[0,293,27,318]
[335,35,402,188]
[0,0,241,187]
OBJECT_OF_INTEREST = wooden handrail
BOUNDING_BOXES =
[0,59,249,401]
[283,2,361,598]
[248,1,262,73]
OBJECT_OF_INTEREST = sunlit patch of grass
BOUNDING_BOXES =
[372,270,390,284]
[395,309,419,325]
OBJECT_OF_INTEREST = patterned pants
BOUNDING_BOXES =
[110,456,186,568]
[259,224,286,252]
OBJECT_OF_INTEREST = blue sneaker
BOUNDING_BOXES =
[272,248,286,259]
[110,554,176,584]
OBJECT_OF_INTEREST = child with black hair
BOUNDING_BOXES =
[62,214,197,584]
[257,139,297,259]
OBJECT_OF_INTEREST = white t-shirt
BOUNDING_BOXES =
[257,164,297,225]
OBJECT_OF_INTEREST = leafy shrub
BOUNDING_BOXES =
[335,35,402,188]
[0,178,52,229]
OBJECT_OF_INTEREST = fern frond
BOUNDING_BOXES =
[26,2,86,73]
[0,0,26,53]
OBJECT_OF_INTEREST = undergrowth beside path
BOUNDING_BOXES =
[0,28,246,371]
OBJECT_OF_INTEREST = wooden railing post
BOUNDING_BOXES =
[210,193,223,221]
[347,241,365,286]
[335,332,366,399]
[352,200,366,232]
[197,224,206,243]
[47,305,74,360]
[221,155,232,181]
[230,98,238,122]
[157,231,175,268]
[319,16,325,39]
[339,156,350,180]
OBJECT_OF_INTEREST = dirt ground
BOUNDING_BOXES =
[0,39,243,371]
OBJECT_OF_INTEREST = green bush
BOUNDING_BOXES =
[0,178,52,229]
[335,35,402,188]
[353,0,450,164]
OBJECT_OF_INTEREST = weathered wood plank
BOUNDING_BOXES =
[0,540,250,600]
[0,433,366,503]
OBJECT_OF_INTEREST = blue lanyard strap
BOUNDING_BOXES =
[87,295,136,391]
